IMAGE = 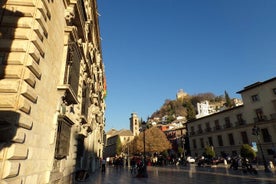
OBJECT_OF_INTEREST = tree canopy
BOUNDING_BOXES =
[130,127,172,155]
[204,146,215,158]
[240,144,256,160]
[116,137,122,155]
[224,90,233,108]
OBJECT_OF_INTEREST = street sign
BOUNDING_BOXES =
[252,142,258,152]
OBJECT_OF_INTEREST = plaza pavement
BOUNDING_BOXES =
[75,164,276,184]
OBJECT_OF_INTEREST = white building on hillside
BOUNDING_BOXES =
[196,100,212,119]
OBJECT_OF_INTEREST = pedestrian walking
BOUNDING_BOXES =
[101,157,106,172]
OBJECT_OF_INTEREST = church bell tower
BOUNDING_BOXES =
[130,113,140,136]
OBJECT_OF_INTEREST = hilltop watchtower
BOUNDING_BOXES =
[176,89,188,100]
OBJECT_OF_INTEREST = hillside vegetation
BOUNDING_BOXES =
[150,92,230,123]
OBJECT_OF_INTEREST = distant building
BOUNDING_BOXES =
[104,129,134,158]
[176,89,188,100]
[157,116,186,132]
[196,100,211,119]
[187,77,276,162]
[104,113,142,158]
[163,125,188,156]
[232,98,243,106]
[196,98,243,119]
[130,112,140,136]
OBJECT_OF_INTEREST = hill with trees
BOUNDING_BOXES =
[150,92,231,123]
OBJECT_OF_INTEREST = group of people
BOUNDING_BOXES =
[230,157,258,174]
[100,156,146,177]
[130,156,146,177]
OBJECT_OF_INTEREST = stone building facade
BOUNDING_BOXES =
[0,0,105,183]
[104,129,134,159]
[187,77,276,163]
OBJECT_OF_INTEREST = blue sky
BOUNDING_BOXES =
[97,0,276,131]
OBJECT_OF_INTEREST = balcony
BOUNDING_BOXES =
[205,127,212,132]
[254,116,267,123]
[235,120,246,127]
[197,129,203,134]
[223,123,233,129]
[57,84,78,105]
[213,125,221,131]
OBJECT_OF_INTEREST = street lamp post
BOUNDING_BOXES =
[252,125,271,173]
[127,142,130,168]
[181,137,185,158]
[141,121,148,177]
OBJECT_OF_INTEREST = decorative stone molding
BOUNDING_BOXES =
[0,79,20,93]
[31,32,45,57]
[20,82,37,103]
[35,9,48,37]
[57,84,79,105]
[25,57,41,79]
[23,70,36,88]
[65,7,75,23]
[1,161,20,179]
[18,96,31,114]
[12,131,26,143]
[0,94,16,108]
[40,0,51,19]
[5,144,28,160]
[18,120,33,130]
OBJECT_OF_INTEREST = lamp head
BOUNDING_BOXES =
[142,121,147,129]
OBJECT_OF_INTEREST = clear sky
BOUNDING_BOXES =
[97,0,276,131]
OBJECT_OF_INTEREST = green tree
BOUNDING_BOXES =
[183,101,196,121]
[224,90,233,108]
[116,137,122,155]
[204,146,215,158]
[178,146,184,156]
[240,144,256,160]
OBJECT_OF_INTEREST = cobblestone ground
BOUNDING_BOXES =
[76,165,276,184]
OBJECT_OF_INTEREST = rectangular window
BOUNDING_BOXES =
[261,128,271,142]
[273,88,276,95]
[268,149,275,155]
[224,117,232,128]
[76,136,85,168]
[192,139,197,149]
[190,126,195,135]
[241,131,249,144]
[255,108,266,121]
[237,114,243,121]
[236,113,245,125]
[200,138,205,148]
[208,137,213,146]
[228,133,235,145]
[251,94,259,102]
[214,120,221,130]
[198,124,203,133]
[81,82,88,116]
[217,135,223,146]
[55,117,73,159]
[205,122,211,132]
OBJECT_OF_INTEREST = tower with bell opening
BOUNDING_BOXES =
[130,112,140,136]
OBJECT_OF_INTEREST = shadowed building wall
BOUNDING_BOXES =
[0,0,106,183]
